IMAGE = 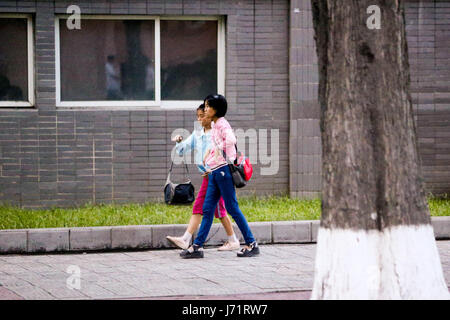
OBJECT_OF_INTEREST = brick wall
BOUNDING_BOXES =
[406,0,450,196]
[289,0,321,199]
[0,0,290,208]
[288,0,450,198]
[0,0,448,209]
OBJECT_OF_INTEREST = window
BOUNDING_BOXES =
[59,19,155,102]
[56,16,225,109]
[161,20,217,100]
[0,14,34,107]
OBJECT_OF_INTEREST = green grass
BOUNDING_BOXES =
[0,195,448,230]
[428,196,450,217]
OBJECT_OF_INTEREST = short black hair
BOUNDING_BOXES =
[205,94,227,118]
[197,103,205,112]
[203,94,215,104]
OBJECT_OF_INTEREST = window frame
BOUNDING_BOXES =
[55,15,226,110]
[0,14,35,108]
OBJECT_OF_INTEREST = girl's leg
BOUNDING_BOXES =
[168,177,209,249]
[192,171,221,247]
[186,214,202,235]
[216,195,240,250]
[167,214,202,249]
[217,197,227,217]
[215,166,256,245]
[185,177,211,236]
[192,177,209,215]
[215,197,234,237]
[219,215,234,237]
[217,214,241,251]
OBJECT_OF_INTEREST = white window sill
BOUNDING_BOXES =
[0,102,34,108]
[56,100,202,110]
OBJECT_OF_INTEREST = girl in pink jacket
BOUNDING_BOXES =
[180,94,260,259]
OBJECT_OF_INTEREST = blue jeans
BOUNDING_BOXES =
[194,165,256,247]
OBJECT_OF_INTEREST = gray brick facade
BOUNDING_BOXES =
[0,0,448,208]
[288,0,450,198]
[406,0,450,196]
[0,0,290,208]
[289,0,321,199]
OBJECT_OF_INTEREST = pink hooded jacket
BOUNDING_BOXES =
[204,117,237,170]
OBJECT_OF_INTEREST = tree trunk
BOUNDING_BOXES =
[310,0,449,299]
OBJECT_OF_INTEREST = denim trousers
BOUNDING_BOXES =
[193,165,256,247]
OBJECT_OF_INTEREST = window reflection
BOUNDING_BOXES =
[160,20,217,100]
[59,18,219,102]
[0,18,28,101]
[60,19,155,101]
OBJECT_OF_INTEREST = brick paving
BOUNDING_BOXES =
[0,242,449,300]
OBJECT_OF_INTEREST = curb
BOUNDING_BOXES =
[0,217,449,254]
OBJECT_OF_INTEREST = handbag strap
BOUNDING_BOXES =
[168,160,190,174]
[222,144,238,164]
[166,153,191,185]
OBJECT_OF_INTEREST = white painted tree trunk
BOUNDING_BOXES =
[311,225,450,299]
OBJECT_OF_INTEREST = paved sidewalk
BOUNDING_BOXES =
[0,242,449,300]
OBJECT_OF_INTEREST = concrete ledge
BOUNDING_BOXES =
[311,220,320,243]
[152,224,188,248]
[0,229,27,253]
[111,225,152,249]
[0,217,448,254]
[432,217,450,240]
[236,221,272,244]
[28,228,69,253]
[70,227,112,251]
[272,221,311,243]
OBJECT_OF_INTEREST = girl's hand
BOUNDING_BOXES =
[171,135,183,143]
[201,169,211,177]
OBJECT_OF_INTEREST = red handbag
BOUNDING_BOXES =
[237,153,253,181]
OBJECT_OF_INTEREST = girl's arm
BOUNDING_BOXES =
[201,150,212,177]
[175,132,195,156]
[222,127,237,161]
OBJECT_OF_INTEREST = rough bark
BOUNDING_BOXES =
[310,0,449,299]
[311,0,430,230]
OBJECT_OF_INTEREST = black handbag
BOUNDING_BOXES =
[164,160,195,205]
[223,145,247,189]
[228,162,247,188]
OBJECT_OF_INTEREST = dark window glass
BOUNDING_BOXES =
[59,19,155,101]
[161,20,217,100]
[0,18,28,101]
